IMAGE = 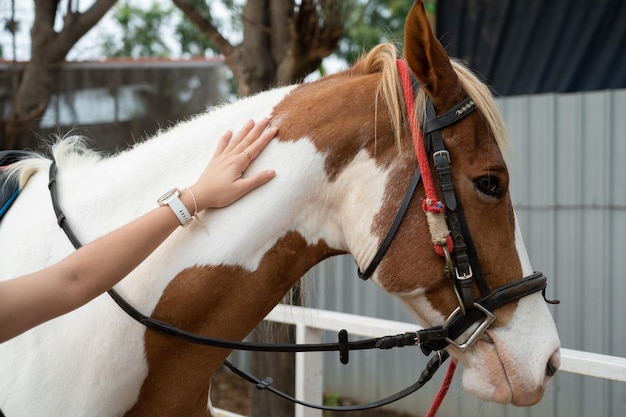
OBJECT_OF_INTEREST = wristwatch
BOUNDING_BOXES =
[157,188,193,227]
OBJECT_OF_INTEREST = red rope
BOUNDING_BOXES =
[397,60,457,415]
[396,59,453,257]
[425,359,457,417]
[396,60,439,204]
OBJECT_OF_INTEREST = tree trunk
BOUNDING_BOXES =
[2,0,116,150]
[173,0,343,96]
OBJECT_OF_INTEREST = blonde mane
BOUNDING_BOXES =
[353,42,510,154]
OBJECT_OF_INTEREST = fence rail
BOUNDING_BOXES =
[214,304,626,417]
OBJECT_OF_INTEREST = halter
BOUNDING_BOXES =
[45,60,556,413]
[359,60,556,355]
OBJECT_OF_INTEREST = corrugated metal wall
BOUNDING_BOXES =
[299,89,626,417]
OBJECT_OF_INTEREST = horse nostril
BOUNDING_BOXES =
[546,351,560,377]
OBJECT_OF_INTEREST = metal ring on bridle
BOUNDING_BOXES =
[443,303,495,352]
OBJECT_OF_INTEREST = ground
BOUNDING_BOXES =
[210,367,417,417]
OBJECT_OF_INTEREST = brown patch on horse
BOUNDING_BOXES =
[272,72,405,181]
[123,232,341,417]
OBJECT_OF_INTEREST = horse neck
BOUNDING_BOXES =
[55,84,361,311]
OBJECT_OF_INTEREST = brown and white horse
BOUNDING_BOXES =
[0,2,559,415]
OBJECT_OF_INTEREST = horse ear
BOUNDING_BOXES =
[404,1,462,108]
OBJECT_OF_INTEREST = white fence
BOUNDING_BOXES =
[214,304,626,417]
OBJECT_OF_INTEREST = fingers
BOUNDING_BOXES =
[225,119,255,152]
[193,118,277,209]
[236,169,276,196]
[224,118,267,153]
[212,130,233,158]
[241,125,278,163]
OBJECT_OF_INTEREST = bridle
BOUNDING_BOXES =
[46,59,556,413]
[358,60,557,355]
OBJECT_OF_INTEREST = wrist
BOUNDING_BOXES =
[157,188,193,227]
[185,183,215,212]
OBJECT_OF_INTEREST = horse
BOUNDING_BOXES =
[0,2,560,416]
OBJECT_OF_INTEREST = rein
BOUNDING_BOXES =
[46,60,555,414]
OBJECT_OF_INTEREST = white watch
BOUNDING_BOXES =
[157,188,193,227]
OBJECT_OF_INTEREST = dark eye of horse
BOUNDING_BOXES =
[474,175,502,199]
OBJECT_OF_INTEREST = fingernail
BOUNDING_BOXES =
[265,169,276,179]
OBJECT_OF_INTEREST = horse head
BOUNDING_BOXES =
[335,1,561,406]
[272,0,561,407]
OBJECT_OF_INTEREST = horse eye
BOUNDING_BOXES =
[474,175,502,198]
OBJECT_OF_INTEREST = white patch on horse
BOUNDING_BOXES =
[395,286,446,328]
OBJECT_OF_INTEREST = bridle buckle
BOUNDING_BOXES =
[455,265,473,281]
[443,303,495,352]
[432,149,451,167]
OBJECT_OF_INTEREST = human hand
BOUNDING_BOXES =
[186,118,277,211]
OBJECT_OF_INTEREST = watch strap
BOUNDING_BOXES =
[158,188,193,227]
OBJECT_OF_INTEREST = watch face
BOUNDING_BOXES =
[158,188,180,204]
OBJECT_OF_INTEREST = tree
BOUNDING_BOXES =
[1,0,420,150]
[338,0,414,64]
[101,1,174,58]
[2,0,117,150]
[172,0,345,96]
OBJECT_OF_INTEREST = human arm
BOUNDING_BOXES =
[0,118,277,343]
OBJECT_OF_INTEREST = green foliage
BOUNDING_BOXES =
[99,0,434,64]
[338,0,413,64]
[324,392,341,407]
[101,1,175,58]
[176,17,215,56]
[100,0,240,58]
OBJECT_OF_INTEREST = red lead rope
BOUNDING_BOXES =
[425,358,457,417]
[396,59,457,416]
[395,59,453,258]
[396,60,439,210]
